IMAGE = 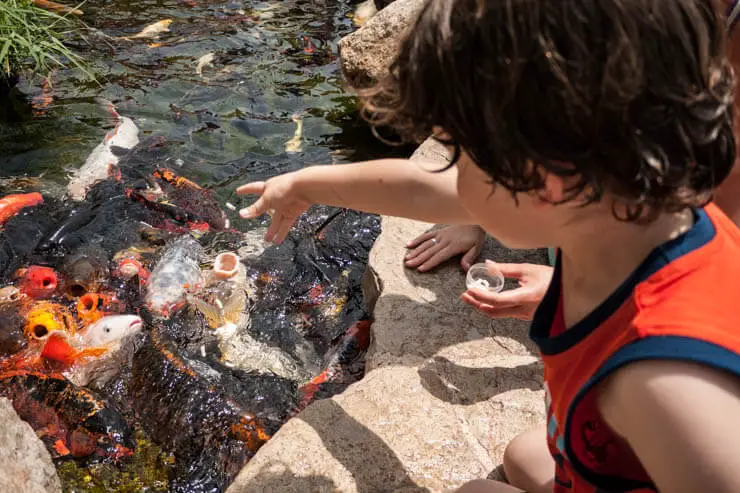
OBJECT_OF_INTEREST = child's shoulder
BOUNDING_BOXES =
[632,203,740,331]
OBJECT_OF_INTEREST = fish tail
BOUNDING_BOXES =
[188,295,225,328]
[221,290,246,325]
[296,368,335,411]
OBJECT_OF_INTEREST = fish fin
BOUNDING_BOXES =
[188,295,224,328]
[221,290,247,324]
[40,333,76,364]
[77,347,108,360]
[52,439,71,457]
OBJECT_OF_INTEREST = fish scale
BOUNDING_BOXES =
[130,326,291,491]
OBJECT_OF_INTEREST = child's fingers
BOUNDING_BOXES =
[461,247,479,271]
[240,196,269,219]
[460,292,517,309]
[465,288,526,307]
[477,304,530,320]
[485,260,530,280]
[404,241,433,261]
[406,231,435,248]
[272,214,297,245]
[236,181,266,196]
[417,248,455,272]
[404,240,445,268]
[263,214,281,243]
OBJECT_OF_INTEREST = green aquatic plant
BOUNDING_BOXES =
[0,0,92,81]
[57,427,176,493]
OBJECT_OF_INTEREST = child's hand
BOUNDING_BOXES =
[236,173,313,244]
[461,261,553,320]
[405,225,486,272]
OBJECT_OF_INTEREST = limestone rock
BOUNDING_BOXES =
[0,398,61,493]
[339,0,427,88]
[228,137,549,493]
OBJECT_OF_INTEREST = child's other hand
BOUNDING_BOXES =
[405,225,486,272]
[236,173,312,244]
[461,261,553,320]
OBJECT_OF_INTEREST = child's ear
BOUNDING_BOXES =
[535,172,568,206]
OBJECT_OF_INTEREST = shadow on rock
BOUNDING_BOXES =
[392,228,549,358]
[238,469,339,493]
[418,356,543,405]
[299,399,430,493]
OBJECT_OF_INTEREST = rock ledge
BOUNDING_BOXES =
[227,139,547,493]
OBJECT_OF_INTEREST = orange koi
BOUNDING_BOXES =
[0,193,43,225]
[16,266,59,299]
[31,0,83,15]
[302,36,316,54]
[31,78,53,117]
[76,292,121,325]
[296,319,372,410]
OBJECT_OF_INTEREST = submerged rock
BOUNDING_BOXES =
[0,397,62,493]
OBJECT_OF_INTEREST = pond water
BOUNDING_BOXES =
[0,0,412,199]
[0,1,414,491]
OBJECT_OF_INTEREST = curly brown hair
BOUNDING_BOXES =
[359,0,736,221]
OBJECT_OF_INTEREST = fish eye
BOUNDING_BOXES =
[104,326,111,333]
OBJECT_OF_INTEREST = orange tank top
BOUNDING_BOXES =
[530,203,740,492]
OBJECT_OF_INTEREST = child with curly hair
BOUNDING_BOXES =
[238,0,740,491]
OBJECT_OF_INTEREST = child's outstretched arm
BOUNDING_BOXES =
[237,159,474,244]
[598,359,740,493]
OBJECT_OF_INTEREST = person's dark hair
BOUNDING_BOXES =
[360,0,736,221]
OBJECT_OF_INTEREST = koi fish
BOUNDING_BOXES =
[112,248,151,287]
[0,370,134,462]
[284,113,303,154]
[195,52,215,77]
[76,292,122,325]
[149,168,228,230]
[297,319,372,410]
[64,315,144,387]
[130,326,286,491]
[59,246,110,298]
[188,252,249,329]
[67,101,139,201]
[145,235,203,317]
[40,333,108,366]
[16,265,59,299]
[31,0,83,16]
[0,304,27,358]
[0,192,44,225]
[0,286,24,305]
[352,0,378,26]
[120,19,173,40]
[22,301,77,341]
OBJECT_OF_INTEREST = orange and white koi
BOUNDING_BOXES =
[67,100,139,201]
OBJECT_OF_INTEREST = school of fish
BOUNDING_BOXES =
[0,105,377,492]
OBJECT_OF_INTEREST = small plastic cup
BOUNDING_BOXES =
[466,262,505,293]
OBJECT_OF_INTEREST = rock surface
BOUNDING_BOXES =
[339,0,427,88]
[0,397,62,493]
[227,139,548,493]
